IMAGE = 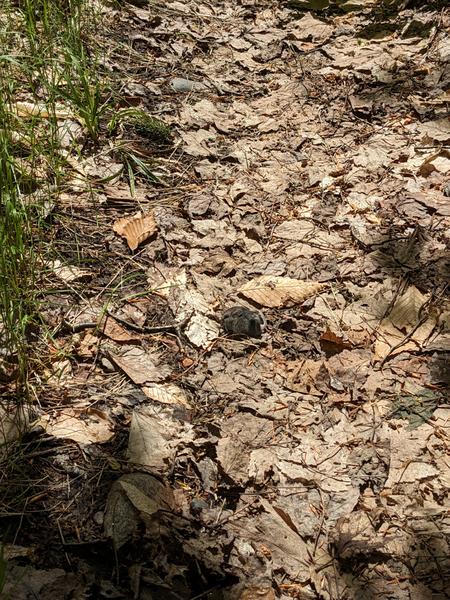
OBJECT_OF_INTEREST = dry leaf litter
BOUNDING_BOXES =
[1,0,450,599]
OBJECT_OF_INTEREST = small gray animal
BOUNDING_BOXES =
[222,306,265,339]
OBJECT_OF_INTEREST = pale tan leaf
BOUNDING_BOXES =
[179,128,216,157]
[77,332,100,358]
[127,406,194,473]
[373,285,438,359]
[47,259,93,283]
[113,211,157,250]
[118,480,161,516]
[104,184,147,203]
[108,347,171,385]
[374,317,437,360]
[0,403,30,448]
[388,286,428,330]
[13,101,73,119]
[142,383,192,408]
[239,275,324,307]
[45,359,73,384]
[42,408,114,444]
[184,312,220,348]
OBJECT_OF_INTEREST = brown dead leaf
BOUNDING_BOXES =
[160,269,220,348]
[374,317,437,360]
[217,414,274,484]
[374,285,438,359]
[113,211,157,250]
[108,347,171,384]
[388,286,428,330]
[2,565,79,599]
[45,359,73,384]
[227,498,313,582]
[101,316,140,343]
[104,183,147,204]
[284,358,325,395]
[77,332,100,357]
[418,118,450,144]
[127,405,194,474]
[384,425,440,488]
[179,128,216,157]
[320,329,353,353]
[290,12,333,43]
[239,275,324,307]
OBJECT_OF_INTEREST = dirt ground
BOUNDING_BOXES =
[1,0,450,598]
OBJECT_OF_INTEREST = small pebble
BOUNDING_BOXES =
[443,182,450,197]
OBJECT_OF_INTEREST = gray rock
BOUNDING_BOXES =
[170,77,205,93]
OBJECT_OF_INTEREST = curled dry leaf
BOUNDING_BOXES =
[239,275,325,308]
[157,268,220,348]
[113,211,157,250]
[184,312,220,348]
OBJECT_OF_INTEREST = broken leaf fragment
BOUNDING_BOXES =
[239,275,324,307]
[113,211,157,250]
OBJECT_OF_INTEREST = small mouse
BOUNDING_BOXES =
[222,306,265,339]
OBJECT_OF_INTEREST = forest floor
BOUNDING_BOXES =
[1,0,450,599]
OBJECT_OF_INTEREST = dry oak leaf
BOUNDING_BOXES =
[113,211,157,250]
[239,275,324,308]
